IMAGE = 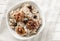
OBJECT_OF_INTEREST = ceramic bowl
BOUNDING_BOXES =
[6,0,45,40]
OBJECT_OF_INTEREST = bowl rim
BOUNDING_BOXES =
[6,0,45,40]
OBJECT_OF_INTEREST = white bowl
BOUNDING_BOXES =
[6,0,45,40]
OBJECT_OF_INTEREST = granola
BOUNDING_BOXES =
[8,2,42,36]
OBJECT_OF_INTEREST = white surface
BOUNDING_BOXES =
[55,23,60,32]
[0,5,7,13]
[0,0,60,41]
[6,1,45,40]
[52,32,60,40]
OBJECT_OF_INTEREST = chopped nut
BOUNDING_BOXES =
[9,22,14,26]
[32,9,38,14]
[9,19,16,23]
[9,3,41,36]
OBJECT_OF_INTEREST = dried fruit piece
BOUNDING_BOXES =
[26,19,38,30]
[14,23,17,26]
[27,5,32,12]
[15,26,26,35]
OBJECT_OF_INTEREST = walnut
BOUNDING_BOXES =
[26,19,38,30]
[15,11,25,21]
[15,26,26,35]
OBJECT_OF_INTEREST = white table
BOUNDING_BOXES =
[0,0,60,41]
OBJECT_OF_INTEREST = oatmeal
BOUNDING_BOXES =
[8,2,42,36]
